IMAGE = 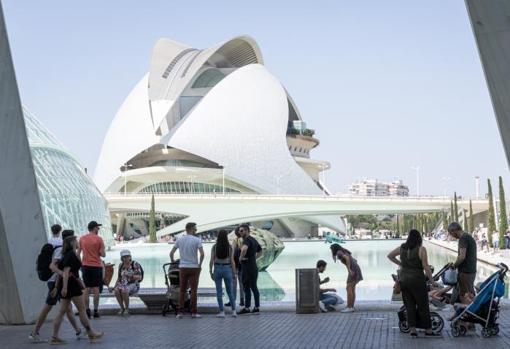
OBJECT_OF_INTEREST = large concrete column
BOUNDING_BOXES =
[0,1,48,324]
[465,0,510,165]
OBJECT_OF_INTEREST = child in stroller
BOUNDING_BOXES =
[162,260,191,316]
[450,263,508,338]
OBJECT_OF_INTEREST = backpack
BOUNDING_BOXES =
[36,243,60,281]
[118,261,144,283]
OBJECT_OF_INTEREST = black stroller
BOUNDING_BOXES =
[162,261,190,316]
[393,264,449,333]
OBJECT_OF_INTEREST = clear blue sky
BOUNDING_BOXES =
[3,0,508,197]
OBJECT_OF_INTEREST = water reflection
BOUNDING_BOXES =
[105,240,506,302]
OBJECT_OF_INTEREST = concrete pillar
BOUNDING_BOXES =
[465,0,510,166]
[0,1,48,324]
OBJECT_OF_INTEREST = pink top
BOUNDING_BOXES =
[79,233,104,267]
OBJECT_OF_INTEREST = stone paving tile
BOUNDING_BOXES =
[1,310,510,349]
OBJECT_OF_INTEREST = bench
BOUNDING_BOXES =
[100,287,218,310]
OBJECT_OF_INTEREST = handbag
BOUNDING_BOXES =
[392,274,401,294]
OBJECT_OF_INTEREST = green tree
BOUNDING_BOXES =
[463,209,468,232]
[453,192,459,222]
[499,176,508,248]
[469,199,474,234]
[450,201,454,222]
[149,194,157,243]
[488,179,496,246]
[442,211,448,231]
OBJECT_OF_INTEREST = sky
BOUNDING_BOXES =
[3,0,509,198]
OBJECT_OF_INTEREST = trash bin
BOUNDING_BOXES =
[295,268,319,314]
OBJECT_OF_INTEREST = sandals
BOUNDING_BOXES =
[49,337,67,345]
[88,331,104,342]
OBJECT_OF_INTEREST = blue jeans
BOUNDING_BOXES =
[214,264,236,311]
[320,293,338,307]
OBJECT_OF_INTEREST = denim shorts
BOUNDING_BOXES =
[45,281,60,306]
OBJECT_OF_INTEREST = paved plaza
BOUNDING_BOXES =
[2,310,510,349]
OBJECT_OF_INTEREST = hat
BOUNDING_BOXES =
[87,221,102,230]
[120,249,131,258]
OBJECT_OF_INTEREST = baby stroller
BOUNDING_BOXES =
[161,261,190,316]
[450,263,508,338]
[393,264,448,333]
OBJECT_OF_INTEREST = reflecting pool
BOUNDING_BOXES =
[105,240,505,302]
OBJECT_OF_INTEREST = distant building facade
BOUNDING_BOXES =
[349,179,409,197]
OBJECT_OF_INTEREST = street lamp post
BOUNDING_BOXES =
[123,163,133,195]
[475,176,480,199]
[441,176,451,198]
[411,166,420,197]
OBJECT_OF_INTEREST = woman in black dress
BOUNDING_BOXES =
[330,244,363,313]
[51,236,103,344]
[387,229,439,337]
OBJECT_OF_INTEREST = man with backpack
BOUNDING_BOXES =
[113,249,143,315]
[30,227,82,343]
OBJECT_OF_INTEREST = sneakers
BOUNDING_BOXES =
[231,311,238,318]
[117,309,125,316]
[124,308,131,316]
[340,307,355,313]
[49,337,67,345]
[191,313,202,318]
[216,311,225,318]
[86,308,91,319]
[93,310,100,318]
[319,301,328,313]
[252,307,260,314]
[176,313,183,319]
[29,333,44,343]
[238,308,251,315]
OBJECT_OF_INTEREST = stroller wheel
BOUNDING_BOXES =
[430,312,444,333]
[481,328,491,338]
[459,326,467,336]
[451,324,461,337]
[493,325,500,335]
[398,320,410,333]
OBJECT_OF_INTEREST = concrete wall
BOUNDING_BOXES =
[465,0,510,165]
[0,1,48,324]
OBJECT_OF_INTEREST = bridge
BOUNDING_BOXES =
[105,193,489,236]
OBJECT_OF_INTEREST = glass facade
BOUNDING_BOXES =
[24,109,113,244]
[139,181,239,194]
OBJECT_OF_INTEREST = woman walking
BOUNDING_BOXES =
[51,236,103,344]
[330,244,363,313]
[387,229,439,337]
[209,230,237,317]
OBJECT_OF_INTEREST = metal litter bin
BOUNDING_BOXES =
[295,268,319,314]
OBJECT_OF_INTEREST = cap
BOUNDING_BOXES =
[120,249,131,258]
[87,221,102,230]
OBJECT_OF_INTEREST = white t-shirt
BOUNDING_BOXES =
[48,237,63,283]
[175,234,203,268]
[493,233,499,244]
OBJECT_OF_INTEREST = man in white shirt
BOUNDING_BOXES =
[170,222,204,318]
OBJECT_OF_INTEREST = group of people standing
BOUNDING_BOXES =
[170,222,262,318]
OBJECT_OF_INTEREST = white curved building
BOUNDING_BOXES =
[95,36,344,237]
